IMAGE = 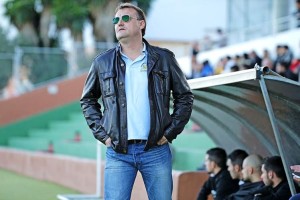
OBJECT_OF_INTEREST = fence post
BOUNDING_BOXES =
[13,47,23,87]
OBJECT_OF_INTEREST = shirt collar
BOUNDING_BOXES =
[120,42,146,59]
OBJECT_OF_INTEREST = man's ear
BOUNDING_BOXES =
[211,161,217,168]
[248,167,254,175]
[268,171,274,179]
[139,20,145,30]
[234,164,240,172]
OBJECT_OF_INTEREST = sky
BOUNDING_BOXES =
[145,0,227,41]
[0,0,18,39]
[0,0,227,42]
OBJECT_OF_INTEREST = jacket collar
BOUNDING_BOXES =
[142,38,159,75]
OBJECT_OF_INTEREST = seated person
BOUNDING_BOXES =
[227,149,249,184]
[197,147,239,200]
[226,154,264,200]
[253,156,294,200]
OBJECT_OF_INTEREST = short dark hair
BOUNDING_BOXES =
[263,156,286,180]
[115,2,147,36]
[207,147,227,169]
[228,149,248,167]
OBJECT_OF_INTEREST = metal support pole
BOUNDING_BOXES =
[259,75,296,196]
[13,47,23,88]
[96,141,102,197]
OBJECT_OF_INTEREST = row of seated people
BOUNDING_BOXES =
[189,43,300,82]
[196,147,300,200]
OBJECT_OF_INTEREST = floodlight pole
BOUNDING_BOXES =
[258,70,296,196]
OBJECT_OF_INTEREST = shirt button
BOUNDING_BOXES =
[121,103,125,107]
[120,82,123,85]
[121,63,124,67]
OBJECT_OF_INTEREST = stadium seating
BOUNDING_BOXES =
[4,103,215,171]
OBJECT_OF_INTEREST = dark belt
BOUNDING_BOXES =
[128,139,147,144]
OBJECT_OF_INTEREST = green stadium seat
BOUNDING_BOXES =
[3,104,216,171]
[8,137,50,152]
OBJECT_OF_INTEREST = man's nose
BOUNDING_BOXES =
[117,19,124,25]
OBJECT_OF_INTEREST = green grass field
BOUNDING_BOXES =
[0,168,80,200]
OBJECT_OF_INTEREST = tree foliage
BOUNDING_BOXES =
[4,0,155,47]
[0,28,15,90]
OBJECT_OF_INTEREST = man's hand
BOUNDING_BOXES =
[291,165,300,183]
[291,165,300,172]
[157,136,168,145]
[105,137,112,147]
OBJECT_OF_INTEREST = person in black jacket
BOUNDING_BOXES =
[226,154,264,200]
[253,156,292,200]
[197,147,239,200]
[80,2,193,200]
[227,149,249,183]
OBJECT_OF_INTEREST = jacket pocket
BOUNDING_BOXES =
[100,71,116,97]
[153,70,169,95]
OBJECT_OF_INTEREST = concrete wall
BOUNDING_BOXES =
[0,147,211,200]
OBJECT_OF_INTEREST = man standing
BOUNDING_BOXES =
[197,147,239,200]
[80,2,194,200]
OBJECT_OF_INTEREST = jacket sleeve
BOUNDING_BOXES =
[252,186,278,200]
[164,53,194,142]
[80,60,109,144]
[214,178,237,200]
[197,179,211,200]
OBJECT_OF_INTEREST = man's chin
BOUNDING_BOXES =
[116,33,127,40]
[116,36,123,41]
[117,36,129,43]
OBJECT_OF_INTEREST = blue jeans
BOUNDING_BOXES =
[104,143,173,200]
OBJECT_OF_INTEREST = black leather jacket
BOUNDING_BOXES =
[80,39,194,153]
[197,169,240,200]
[252,181,293,200]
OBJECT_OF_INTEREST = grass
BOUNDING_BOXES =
[0,168,80,200]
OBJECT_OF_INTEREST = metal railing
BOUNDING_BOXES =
[0,42,114,100]
[227,15,299,45]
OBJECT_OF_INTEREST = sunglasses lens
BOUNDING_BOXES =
[122,15,130,22]
[112,17,119,24]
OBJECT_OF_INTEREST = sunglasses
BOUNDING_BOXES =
[112,15,140,24]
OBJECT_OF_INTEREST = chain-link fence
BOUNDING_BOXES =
[0,53,14,98]
[0,42,113,100]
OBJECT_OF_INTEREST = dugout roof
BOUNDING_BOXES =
[187,65,300,194]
